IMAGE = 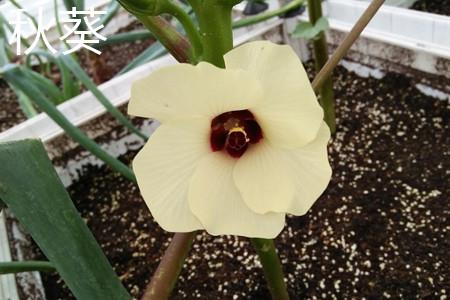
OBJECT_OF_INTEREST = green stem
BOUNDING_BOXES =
[138,16,196,64]
[234,0,304,28]
[0,261,55,275]
[190,2,234,67]
[251,239,290,300]
[165,2,203,58]
[307,0,336,133]
[141,232,196,300]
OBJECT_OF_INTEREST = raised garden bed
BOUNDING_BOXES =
[411,0,450,16]
[8,60,448,299]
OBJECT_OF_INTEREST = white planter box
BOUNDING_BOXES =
[321,0,450,61]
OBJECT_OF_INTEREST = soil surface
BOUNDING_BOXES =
[411,0,450,16]
[0,80,27,132]
[31,64,449,299]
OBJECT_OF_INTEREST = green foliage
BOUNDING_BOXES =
[0,139,132,300]
[1,64,136,182]
[291,16,329,40]
[25,50,81,101]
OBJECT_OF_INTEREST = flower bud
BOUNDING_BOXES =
[118,0,169,16]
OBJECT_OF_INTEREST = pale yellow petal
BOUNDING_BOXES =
[234,122,331,215]
[129,62,262,122]
[133,118,211,232]
[225,41,323,148]
[188,152,285,238]
[283,122,332,215]
[233,141,296,214]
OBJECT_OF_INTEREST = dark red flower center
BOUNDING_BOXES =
[210,110,263,158]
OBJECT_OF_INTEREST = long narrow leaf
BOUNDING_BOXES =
[99,0,121,28]
[1,64,136,182]
[0,139,132,300]
[26,70,65,104]
[9,84,39,118]
[60,54,148,140]
[26,50,80,100]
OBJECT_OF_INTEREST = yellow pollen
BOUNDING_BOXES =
[228,127,250,143]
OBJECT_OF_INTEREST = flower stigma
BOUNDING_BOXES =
[210,109,263,158]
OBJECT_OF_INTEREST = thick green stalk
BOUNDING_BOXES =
[189,2,234,67]
[307,0,336,133]
[138,16,196,63]
[0,261,55,275]
[1,65,136,183]
[251,239,290,300]
[141,232,196,300]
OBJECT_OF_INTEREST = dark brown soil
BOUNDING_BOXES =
[411,0,450,16]
[31,64,450,299]
[78,22,154,84]
[0,80,27,132]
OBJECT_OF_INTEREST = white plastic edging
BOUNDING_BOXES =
[316,0,450,60]
[0,211,20,300]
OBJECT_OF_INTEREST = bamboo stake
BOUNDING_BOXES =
[312,0,386,92]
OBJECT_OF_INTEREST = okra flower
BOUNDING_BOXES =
[129,41,332,238]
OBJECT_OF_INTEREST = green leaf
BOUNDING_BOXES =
[25,70,65,104]
[1,64,136,182]
[291,16,329,40]
[0,139,132,300]
[99,0,121,28]
[25,50,81,100]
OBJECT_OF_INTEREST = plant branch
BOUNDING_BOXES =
[311,0,385,92]
[138,16,196,64]
[251,239,290,300]
[141,232,196,300]
[0,261,56,275]
[165,2,203,58]
[307,0,336,133]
